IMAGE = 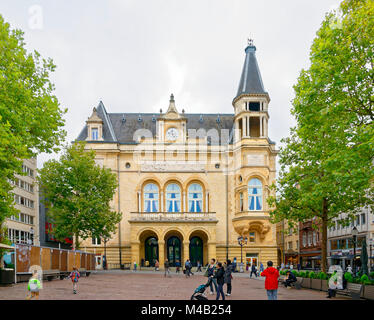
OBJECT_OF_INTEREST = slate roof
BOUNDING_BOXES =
[234,44,267,100]
[76,101,236,145]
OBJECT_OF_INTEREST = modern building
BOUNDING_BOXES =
[299,219,321,270]
[38,193,72,250]
[76,41,279,269]
[6,159,39,246]
[327,207,372,271]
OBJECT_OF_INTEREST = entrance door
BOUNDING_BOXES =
[189,237,203,267]
[245,253,258,270]
[145,237,159,267]
[95,255,103,270]
[167,236,181,267]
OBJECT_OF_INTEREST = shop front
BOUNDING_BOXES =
[299,252,321,270]
[285,249,299,267]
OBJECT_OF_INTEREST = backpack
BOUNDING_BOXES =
[29,279,39,292]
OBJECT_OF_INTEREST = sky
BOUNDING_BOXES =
[0,0,340,168]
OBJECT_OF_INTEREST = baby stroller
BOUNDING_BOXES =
[190,277,212,300]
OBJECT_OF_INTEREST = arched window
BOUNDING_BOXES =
[248,178,262,211]
[144,183,159,212]
[239,192,244,211]
[188,183,203,212]
[166,183,181,212]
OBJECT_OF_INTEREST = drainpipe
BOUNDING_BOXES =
[117,153,123,269]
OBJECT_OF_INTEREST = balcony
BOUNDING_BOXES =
[128,212,217,223]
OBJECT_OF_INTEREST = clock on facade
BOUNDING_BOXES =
[166,127,179,141]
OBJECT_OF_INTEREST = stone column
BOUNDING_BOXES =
[183,241,190,266]
[183,192,186,212]
[206,192,209,212]
[137,191,141,212]
[131,241,140,266]
[160,192,164,212]
[242,117,246,137]
[260,116,263,137]
[264,116,268,138]
[207,242,217,261]
[159,240,165,269]
[248,116,251,137]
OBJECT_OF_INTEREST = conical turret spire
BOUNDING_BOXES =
[234,39,267,100]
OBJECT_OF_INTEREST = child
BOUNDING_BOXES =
[26,270,41,300]
[69,267,80,294]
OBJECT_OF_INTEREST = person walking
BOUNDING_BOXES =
[297,263,301,271]
[196,260,202,272]
[224,259,234,296]
[250,264,258,278]
[69,267,81,294]
[133,260,137,272]
[155,259,159,271]
[260,262,264,274]
[175,259,181,273]
[206,258,218,294]
[185,259,193,277]
[211,262,225,300]
[326,270,339,298]
[260,261,280,300]
[164,259,170,277]
[26,270,41,300]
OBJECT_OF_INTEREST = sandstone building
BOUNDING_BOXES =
[77,42,278,269]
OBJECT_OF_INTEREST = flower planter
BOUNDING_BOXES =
[321,280,328,292]
[311,278,322,291]
[301,278,311,289]
[0,269,15,285]
[363,285,374,300]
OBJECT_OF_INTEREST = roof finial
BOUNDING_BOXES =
[170,93,175,102]
[247,38,254,46]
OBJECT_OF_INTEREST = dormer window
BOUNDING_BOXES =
[92,128,99,140]
[248,102,260,111]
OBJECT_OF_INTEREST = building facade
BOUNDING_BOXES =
[77,42,278,269]
[6,159,39,246]
[327,207,372,271]
[276,221,299,267]
[299,219,321,270]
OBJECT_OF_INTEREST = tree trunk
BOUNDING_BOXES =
[321,198,328,273]
[74,233,80,250]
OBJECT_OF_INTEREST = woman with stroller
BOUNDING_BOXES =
[224,259,234,296]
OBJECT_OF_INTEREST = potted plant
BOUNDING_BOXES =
[310,271,322,290]
[319,272,329,291]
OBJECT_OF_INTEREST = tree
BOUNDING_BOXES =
[268,0,374,273]
[0,16,66,247]
[37,142,122,249]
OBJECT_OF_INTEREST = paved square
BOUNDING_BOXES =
[0,270,348,300]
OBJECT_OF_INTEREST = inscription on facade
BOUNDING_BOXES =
[140,161,205,172]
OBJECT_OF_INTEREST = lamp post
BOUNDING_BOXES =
[237,236,248,273]
[352,226,358,277]
[369,238,373,273]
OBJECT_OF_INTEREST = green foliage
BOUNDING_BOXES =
[369,272,374,279]
[304,271,310,278]
[291,270,298,277]
[360,274,369,284]
[0,15,66,251]
[309,271,317,279]
[344,272,353,283]
[318,272,328,280]
[267,0,374,273]
[299,271,306,278]
[37,142,122,248]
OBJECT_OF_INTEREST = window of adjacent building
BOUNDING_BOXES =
[302,232,307,247]
[288,242,292,250]
[166,183,181,212]
[249,232,255,243]
[188,183,203,213]
[248,178,262,211]
[92,237,101,245]
[91,128,99,140]
[313,231,317,245]
[308,232,312,246]
[356,215,360,226]
[22,165,34,177]
[288,228,293,236]
[239,192,244,212]
[143,183,159,212]
[361,214,366,225]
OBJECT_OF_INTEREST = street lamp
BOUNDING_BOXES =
[237,236,248,272]
[352,226,358,277]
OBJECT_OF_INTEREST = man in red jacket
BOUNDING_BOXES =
[260,261,279,300]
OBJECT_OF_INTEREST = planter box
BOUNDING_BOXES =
[311,278,322,291]
[363,285,374,300]
[301,278,311,289]
[0,269,15,285]
[321,280,328,292]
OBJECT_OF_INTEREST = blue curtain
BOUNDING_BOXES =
[167,200,173,212]
[146,200,151,212]
[196,201,201,212]
[175,201,179,212]
[189,200,195,212]
[152,201,157,212]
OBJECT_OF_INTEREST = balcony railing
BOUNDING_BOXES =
[129,212,217,222]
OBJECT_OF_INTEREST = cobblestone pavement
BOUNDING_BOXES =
[0,270,349,300]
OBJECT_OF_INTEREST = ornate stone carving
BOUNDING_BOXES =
[140,161,205,172]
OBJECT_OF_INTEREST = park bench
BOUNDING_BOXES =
[278,275,302,290]
[42,270,60,281]
[336,283,363,300]
[363,285,374,300]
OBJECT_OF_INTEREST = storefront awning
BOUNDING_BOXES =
[0,243,15,250]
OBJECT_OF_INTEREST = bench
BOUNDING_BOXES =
[42,270,60,281]
[278,275,302,290]
[336,283,363,300]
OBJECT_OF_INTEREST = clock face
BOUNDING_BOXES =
[166,127,178,141]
